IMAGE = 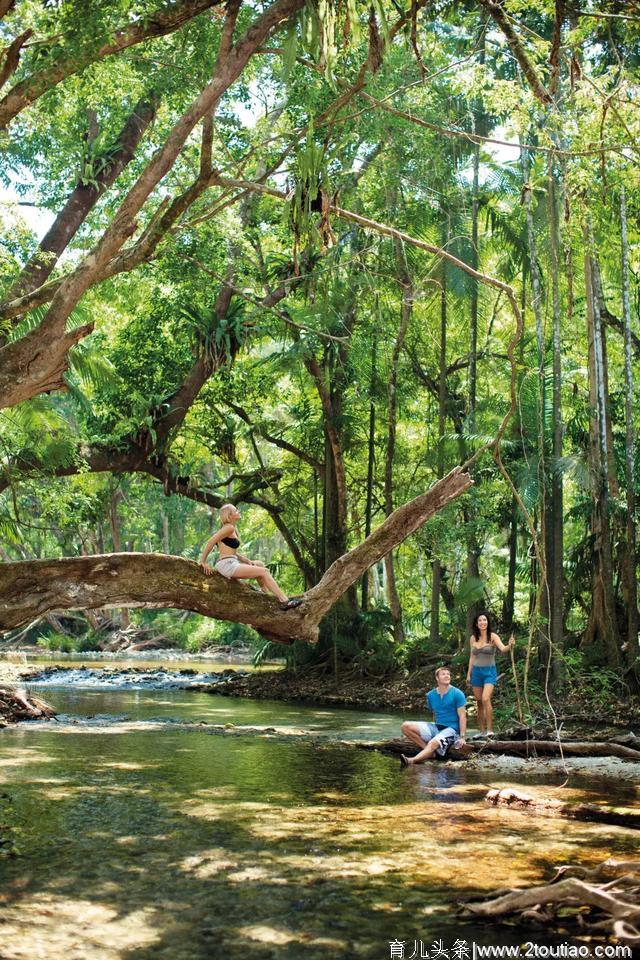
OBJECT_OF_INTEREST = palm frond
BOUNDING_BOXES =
[66,339,120,390]
[6,396,68,435]
[0,511,21,544]
[7,303,93,344]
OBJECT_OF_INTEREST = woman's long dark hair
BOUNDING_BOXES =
[472,611,493,643]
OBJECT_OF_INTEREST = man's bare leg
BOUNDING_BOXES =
[402,737,440,765]
[400,721,428,752]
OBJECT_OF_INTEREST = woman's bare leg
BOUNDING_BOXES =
[481,684,495,734]
[472,686,484,733]
[230,563,288,603]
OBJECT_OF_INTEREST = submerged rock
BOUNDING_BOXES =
[23,666,249,691]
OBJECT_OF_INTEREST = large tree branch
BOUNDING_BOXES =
[303,467,473,622]
[0,0,306,410]
[476,0,552,106]
[0,0,223,129]
[1,96,157,335]
[0,553,309,643]
[0,28,32,91]
[0,468,472,643]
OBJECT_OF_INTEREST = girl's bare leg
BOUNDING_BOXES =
[230,563,288,603]
[481,684,495,734]
[472,686,484,733]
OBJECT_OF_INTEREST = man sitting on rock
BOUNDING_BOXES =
[400,666,467,765]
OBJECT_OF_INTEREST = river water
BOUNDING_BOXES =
[0,664,638,959]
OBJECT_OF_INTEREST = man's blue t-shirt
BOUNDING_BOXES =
[426,686,466,733]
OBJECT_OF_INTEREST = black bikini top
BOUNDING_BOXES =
[221,535,240,548]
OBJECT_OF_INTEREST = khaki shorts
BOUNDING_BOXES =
[215,556,241,578]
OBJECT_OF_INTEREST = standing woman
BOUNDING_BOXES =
[466,611,514,738]
[200,504,302,610]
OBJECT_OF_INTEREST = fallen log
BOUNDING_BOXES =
[0,685,56,725]
[359,736,640,762]
[466,876,640,924]
[468,738,640,761]
[502,727,640,752]
[485,788,640,830]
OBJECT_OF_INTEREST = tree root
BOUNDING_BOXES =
[463,858,640,944]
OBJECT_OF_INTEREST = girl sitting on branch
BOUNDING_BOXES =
[200,503,302,610]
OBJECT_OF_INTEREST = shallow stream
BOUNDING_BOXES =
[0,663,638,959]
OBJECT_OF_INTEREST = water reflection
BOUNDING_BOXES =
[23,686,405,741]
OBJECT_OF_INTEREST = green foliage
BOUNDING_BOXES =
[185,618,260,652]
[36,632,76,653]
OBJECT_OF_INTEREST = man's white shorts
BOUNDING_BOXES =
[416,722,458,757]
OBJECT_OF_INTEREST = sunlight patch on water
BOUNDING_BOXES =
[180,850,239,878]
[237,922,344,947]
[0,896,161,959]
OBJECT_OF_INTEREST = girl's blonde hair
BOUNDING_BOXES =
[219,503,236,525]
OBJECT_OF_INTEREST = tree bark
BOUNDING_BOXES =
[547,159,564,690]
[591,254,619,500]
[620,185,639,677]
[465,38,484,643]
[0,0,16,21]
[0,28,32,92]
[0,468,472,643]
[522,147,553,677]
[384,244,411,642]
[362,338,377,610]
[430,258,448,646]
[584,228,619,668]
